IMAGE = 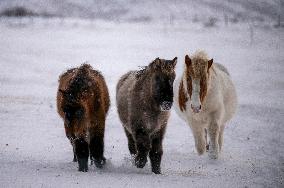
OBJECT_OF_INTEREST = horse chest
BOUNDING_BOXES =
[143,112,164,133]
[184,104,210,124]
[189,112,209,124]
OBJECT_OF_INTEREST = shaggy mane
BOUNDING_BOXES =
[135,66,148,79]
[136,58,176,79]
[191,50,209,62]
[65,63,99,102]
[135,59,156,79]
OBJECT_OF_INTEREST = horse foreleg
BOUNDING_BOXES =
[89,125,106,169]
[65,129,77,162]
[134,127,150,169]
[74,138,89,172]
[124,127,137,156]
[192,126,206,155]
[149,126,166,174]
[208,122,220,159]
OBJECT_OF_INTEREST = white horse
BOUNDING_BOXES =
[173,51,237,159]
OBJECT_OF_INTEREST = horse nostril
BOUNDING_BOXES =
[191,104,201,113]
[161,101,172,111]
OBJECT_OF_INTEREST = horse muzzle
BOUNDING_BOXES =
[160,101,172,111]
[191,104,201,113]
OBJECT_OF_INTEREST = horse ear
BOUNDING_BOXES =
[172,57,177,67]
[208,58,213,70]
[154,57,161,69]
[185,55,191,67]
[155,57,160,63]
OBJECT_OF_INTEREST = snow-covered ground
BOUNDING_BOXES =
[0,18,283,187]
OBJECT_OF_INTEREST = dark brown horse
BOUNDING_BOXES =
[116,57,177,174]
[57,64,110,172]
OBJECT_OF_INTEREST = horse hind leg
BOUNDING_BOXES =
[218,125,225,152]
[205,128,209,152]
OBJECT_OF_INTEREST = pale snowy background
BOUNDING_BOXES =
[0,1,283,188]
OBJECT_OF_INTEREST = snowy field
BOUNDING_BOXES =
[0,18,283,188]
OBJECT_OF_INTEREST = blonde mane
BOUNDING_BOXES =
[191,50,209,62]
[182,50,210,76]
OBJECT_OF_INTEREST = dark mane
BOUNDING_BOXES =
[135,57,177,80]
[135,66,148,79]
[65,64,94,103]
[59,68,76,81]
[135,58,159,79]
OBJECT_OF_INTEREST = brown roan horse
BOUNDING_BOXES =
[116,57,177,174]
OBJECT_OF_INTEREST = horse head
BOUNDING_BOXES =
[184,51,213,113]
[149,57,177,111]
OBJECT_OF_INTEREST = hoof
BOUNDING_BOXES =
[152,167,161,174]
[135,156,147,168]
[93,156,106,168]
[208,149,219,159]
[78,157,88,172]
[208,143,219,159]
[196,146,206,155]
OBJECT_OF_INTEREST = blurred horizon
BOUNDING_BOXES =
[0,0,283,24]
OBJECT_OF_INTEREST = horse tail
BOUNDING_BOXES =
[116,71,132,94]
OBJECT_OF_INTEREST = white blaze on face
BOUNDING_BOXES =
[191,78,201,113]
